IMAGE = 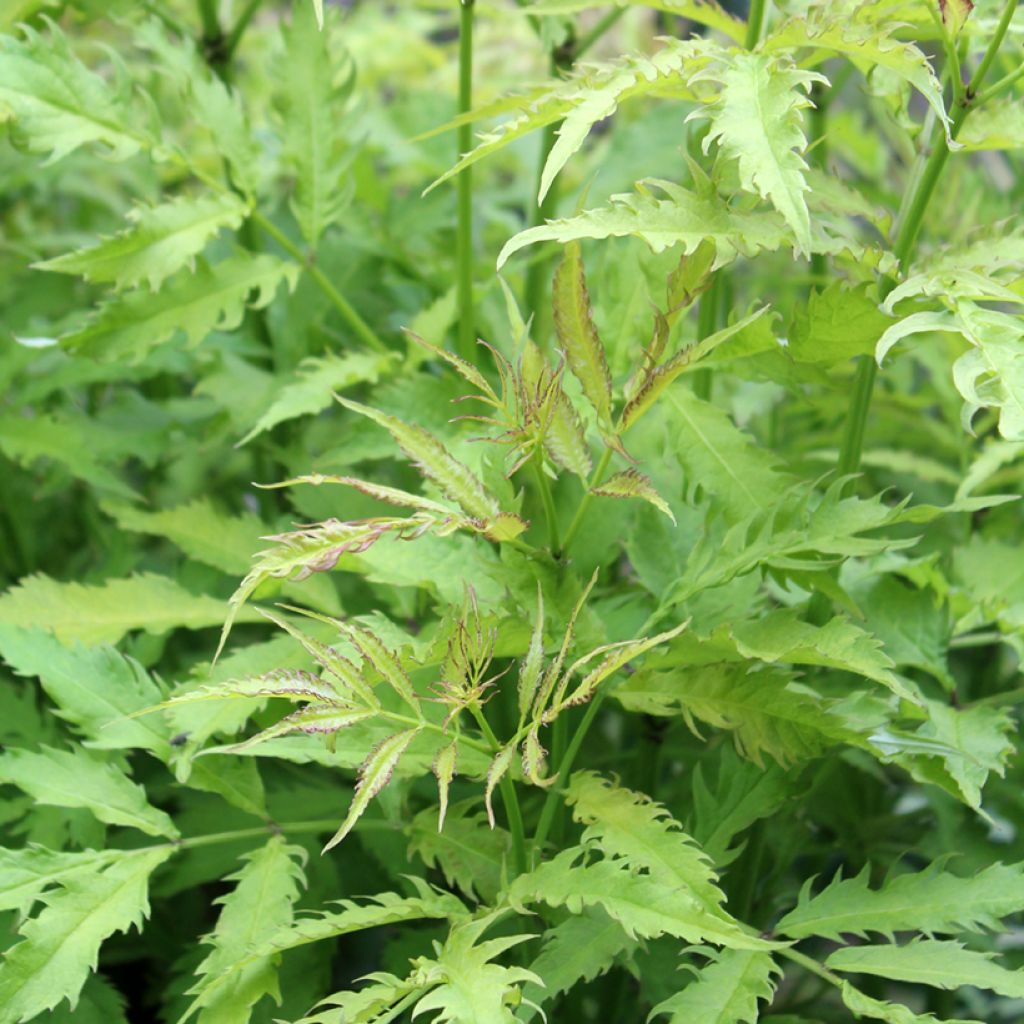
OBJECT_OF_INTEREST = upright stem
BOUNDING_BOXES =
[457,0,476,361]
[834,0,1020,480]
[196,0,227,76]
[692,276,720,400]
[532,453,562,553]
[561,446,613,553]
[744,0,768,49]
[224,0,264,60]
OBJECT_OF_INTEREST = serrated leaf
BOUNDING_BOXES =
[827,939,1024,998]
[651,949,780,1024]
[323,728,421,851]
[518,586,545,718]
[525,0,744,44]
[508,847,771,948]
[552,241,613,426]
[337,398,500,520]
[60,254,298,363]
[593,468,676,522]
[0,847,172,1024]
[336,620,419,710]
[0,745,178,838]
[484,743,517,829]
[221,704,378,753]
[277,1,355,245]
[777,860,1024,941]
[839,981,981,1024]
[0,847,124,915]
[0,22,143,162]
[0,573,260,647]
[692,53,824,254]
[182,837,306,1024]
[433,741,458,831]
[35,194,250,292]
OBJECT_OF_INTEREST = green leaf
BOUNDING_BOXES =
[60,254,298,363]
[323,728,422,852]
[618,663,862,767]
[777,860,1024,941]
[35,194,250,291]
[592,469,676,523]
[564,772,732,919]
[0,745,178,838]
[498,178,790,270]
[695,53,823,253]
[826,939,1024,998]
[0,847,172,1024]
[238,352,393,444]
[0,22,143,162]
[507,847,771,949]
[0,847,124,915]
[788,283,893,365]
[552,241,613,426]
[411,914,539,1024]
[183,837,306,1024]
[277,0,355,245]
[651,949,780,1023]
[0,572,261,646]
[518,909,633,1022]
[0,626,171,756]
[839,981,981,1024]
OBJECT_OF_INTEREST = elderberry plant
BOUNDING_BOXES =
[1,1,1024,1022]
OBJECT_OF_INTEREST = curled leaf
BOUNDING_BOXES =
[593,469,676,524]
[484,744,517,829]
[433,740,458,832]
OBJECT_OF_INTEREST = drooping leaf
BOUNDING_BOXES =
[592,469,676,522]
[839,980,981,1024]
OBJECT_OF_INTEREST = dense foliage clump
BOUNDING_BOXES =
[1,0,1024,1021]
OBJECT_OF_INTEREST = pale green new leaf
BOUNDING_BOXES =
[518,909,633,1022]
[0,573,261,646]
[618,663,862,767]
[277,1,355,245]
[565,772,732,919]
[777,860,1024,941]
[60,254,298,363]
[0,745,177,838]
[0,23,143,162]
[651,950,780,1023]
[499,178,790,270]
[0,847,172,1024]
[183,837,306,1024]
[552,241,612,425]
[323,728,422,851]
[827,940,1024,998]
[692,53,824,253]
[238,352,393,444]
[35,194,250,292]
[507,847,771,949]
[411,914,539,1024]
[0,626,170,755]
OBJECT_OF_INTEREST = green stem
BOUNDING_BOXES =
[576,8,626,58]
[196,0,228,76]
[171,818,347,851]
[777,947,845,990]
[968,685,1024,709]
[808,78,829,288]
[692,274,720,400]
[470,706,528,876]
[224,0,264,60]
[532,687,609,860]
[974,61,1024,105]
[561,446,613,553]
[532,453,562,553]
[457,0,476,361]
[251,210,388,353]
[744,0,768,49]
[834,0,1020,480]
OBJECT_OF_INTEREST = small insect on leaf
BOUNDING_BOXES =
[323,728,422,852]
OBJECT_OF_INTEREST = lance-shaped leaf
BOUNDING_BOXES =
[827,940,1024,998]
[181,837,306,1024]
[526,0,744,43]
[552,241,613,427]
[777,860,1024,942]
[337,398,500,520]
[433,740,458,831]
[508,847,772,949]
[651,950,780,1024]
[0,847,124,915]
[621,308,768,432]
[152,669,341,710]
[839,981,982,1024]
[34,194,250,292]
[218,703,377,753]
[518,586,545,718]
[323,728,421,851]
[593,469,675,523]
[336,621,419,711]
[522,727,556,788]
[0,22,144,163]
[554,620,689,712]
[690,53,824,254]
[60,254,298,363]
[484,743,517,829]
[311,0,323,28]
[0,847,172,1022]
[666,239,717,319]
